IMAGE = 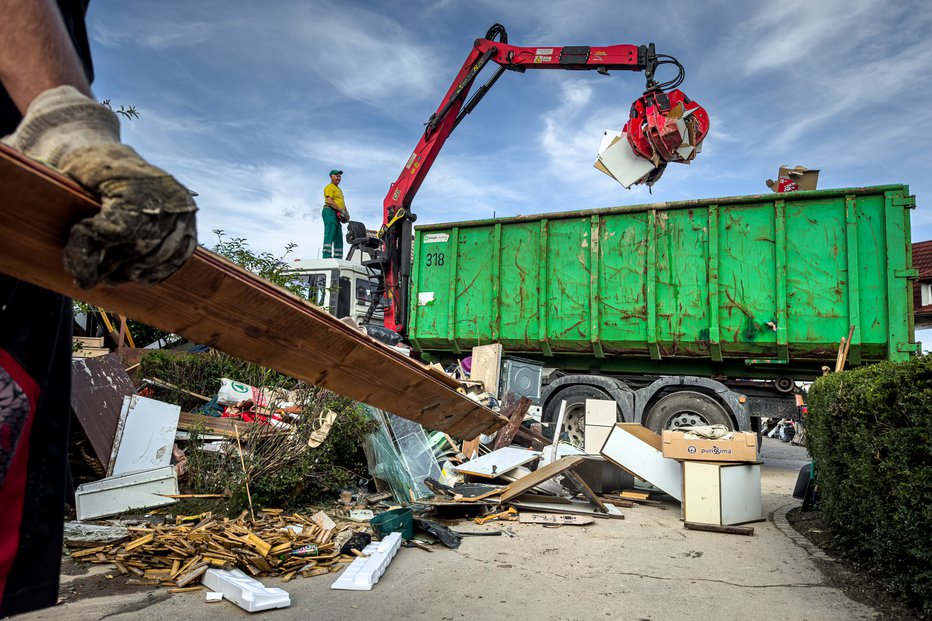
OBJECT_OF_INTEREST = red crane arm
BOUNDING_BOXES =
[379,24,699,334]
[382,39,647,227]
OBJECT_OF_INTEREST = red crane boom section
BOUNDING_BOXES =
[380,38,653,333]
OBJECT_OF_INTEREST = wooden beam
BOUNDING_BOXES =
[491,393,532,450]
[684,522,755,536]
[0,144,506,439]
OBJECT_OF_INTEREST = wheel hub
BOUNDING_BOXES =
[667,411,707,429]
[561,405,586,448]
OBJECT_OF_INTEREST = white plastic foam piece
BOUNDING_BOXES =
[331,531,403,591]
[201,568,290,612]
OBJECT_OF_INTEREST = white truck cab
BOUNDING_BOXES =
[287,256,384,326]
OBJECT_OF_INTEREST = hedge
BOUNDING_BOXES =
[807,355,932,616]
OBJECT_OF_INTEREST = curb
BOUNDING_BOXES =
[771,501,835,562]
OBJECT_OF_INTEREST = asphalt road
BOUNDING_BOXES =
[19,437,880,621]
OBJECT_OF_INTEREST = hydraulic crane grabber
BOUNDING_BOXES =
[376,23,710,333]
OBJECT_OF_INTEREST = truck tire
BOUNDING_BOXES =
[642,390,733,435]
[543,385,616,447]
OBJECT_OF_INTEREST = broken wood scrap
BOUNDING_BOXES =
[562,470,608,513]
[603,490,664,506]
[499,456,584,503]
[492,393,532,450]
[167,586,205,594]
[595,496,634,509]
[684,522,755,536]
[66,511,362,587]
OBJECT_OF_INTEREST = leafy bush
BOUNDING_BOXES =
[138,349,294,411]
[807,355,932,616]
[137,349,377,513]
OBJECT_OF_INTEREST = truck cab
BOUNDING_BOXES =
[288,257,384,326]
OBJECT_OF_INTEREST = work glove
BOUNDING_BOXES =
[338,209,350,224]
[1,86,197,289]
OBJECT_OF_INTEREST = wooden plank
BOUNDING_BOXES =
[492,394,532,451]
[73,346,110,358]
[0,144,505,439]
[469,344,502,395]
[73,336,105,347]
[461,437,481,459]
[70,353,136,468]
[684,522,755,536]
[500,456,584,503]
[176,412,266,437]
[563,470,609,513]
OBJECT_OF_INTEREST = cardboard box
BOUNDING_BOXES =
[765,165,819,193]
[662,430,757,463]
[682,461,762,526]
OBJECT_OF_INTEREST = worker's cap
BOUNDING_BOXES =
[329,169,343,176]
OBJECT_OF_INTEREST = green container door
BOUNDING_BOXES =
[408,186,916,376]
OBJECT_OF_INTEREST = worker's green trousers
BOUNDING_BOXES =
[321,207,343,259]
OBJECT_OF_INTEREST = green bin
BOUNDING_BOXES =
[370,507,413,540]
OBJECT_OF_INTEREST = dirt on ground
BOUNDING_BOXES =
[786,507,926,621]
[58,558,164,606]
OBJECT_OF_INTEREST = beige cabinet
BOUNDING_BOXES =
[682,461,762,526]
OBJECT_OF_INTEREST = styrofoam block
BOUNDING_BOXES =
[201,568,290,612]
[331,531,402,591]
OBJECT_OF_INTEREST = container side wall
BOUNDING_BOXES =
[410,230,453,349]
[654,208,710,356]
[453,227,496,344]
[498,223,541,349]
[784,196,848,354]
[599,212,650,353]
[545,218,592,351]
[717,203,778,356]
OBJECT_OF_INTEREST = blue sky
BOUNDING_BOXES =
[86,0,932,341]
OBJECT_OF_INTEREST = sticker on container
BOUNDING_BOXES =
[418,292,435,306]
[535,48,553,54]
[423,233,449,244]
[534,56,551,63]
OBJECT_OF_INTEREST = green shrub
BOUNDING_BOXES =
[807,355,932,615]
[138,349,377,513]
[138,349,295,412]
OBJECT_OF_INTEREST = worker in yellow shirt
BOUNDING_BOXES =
[322,169,349,258]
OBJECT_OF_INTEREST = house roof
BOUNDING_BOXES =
[914,241,932,318]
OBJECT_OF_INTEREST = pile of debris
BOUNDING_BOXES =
[68,509,362,587]
[64,343,768,612]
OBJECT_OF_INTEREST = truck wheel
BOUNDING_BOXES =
[642,390,733,435]
[543,385,616,447]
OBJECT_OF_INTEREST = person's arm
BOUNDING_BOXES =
[0,0,92,112]
[0,1,198,290]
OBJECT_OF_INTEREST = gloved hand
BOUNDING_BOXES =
[338,209,350,224]
[1,86,197,289]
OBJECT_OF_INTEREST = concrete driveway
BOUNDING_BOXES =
[19,438,879,621]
